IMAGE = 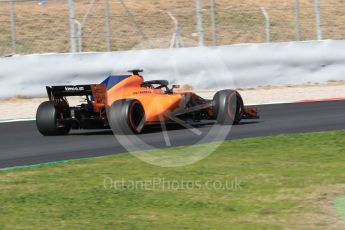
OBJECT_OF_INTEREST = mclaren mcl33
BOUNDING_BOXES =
[36,70,259,135]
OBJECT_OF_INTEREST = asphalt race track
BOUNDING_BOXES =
[1,100,345,168]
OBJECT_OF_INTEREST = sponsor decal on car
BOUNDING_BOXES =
[65,86,85,91]
[133,91,152,95]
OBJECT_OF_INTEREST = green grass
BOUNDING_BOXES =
[336,197,345,222]
[1,130,345,229]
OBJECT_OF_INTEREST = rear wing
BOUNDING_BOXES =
[46,85,94,101]
[46,84,107,110]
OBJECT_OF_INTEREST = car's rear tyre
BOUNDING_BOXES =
[36,101,71,136]
[213,90,244,125]
[108,99,145,135]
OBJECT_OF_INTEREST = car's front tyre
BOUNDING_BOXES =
[213,90,244,125]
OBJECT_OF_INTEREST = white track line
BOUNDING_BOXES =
[0,118,35,123]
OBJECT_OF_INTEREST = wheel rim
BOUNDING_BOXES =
[226,92,237,121]
[128,101,145,133]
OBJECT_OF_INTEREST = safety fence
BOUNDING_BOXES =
[1,0,345,55]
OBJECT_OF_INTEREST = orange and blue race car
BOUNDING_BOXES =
[36,70,259,135]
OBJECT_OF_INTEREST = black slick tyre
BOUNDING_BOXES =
[108,99,145,135]
[213,90,244,125]
[36,101,71,136]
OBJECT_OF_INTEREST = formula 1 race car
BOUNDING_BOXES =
[36,70,259,136]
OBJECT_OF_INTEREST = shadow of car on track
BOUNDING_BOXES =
[68,121,260,136]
